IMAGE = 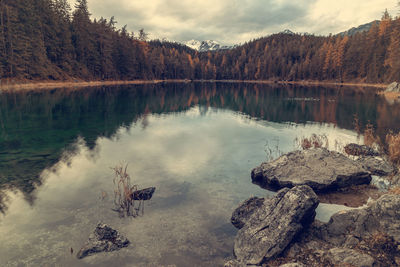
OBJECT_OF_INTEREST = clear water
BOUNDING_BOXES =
[0,83,398,266]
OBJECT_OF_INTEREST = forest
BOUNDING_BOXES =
[0,0,399,83]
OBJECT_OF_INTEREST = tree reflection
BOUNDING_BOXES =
[0,82,398,213]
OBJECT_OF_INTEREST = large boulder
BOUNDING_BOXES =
[77,223,130,259]
[251,148,371,192]
[233,185,319,265]
[231,197,265,229]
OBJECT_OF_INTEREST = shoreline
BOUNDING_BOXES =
[0,79,389,92]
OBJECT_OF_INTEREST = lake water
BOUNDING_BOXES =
[1,82,399,266]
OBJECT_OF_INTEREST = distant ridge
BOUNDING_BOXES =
[338,20,380,36]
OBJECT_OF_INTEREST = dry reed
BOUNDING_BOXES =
[112,163,141,217]
[386,132,400,165]
[295,134,329,150]
[363,123,379,147]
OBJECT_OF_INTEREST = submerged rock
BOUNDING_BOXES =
[231,197,264,229]
[131,187,156,200]
[233,185,319,265]
[344,143,379,157]
[251,148,371,192]
[77,223,130,259]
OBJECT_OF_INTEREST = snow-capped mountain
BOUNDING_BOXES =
[281,29,295,35]
[184,40,233,52]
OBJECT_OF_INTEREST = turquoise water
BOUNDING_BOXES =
[0,83,398,266]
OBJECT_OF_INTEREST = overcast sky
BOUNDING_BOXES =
[68,0,398,45]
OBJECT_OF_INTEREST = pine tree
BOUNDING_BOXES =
[384,19,400,81]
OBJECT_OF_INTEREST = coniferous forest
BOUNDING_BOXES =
[0,0,399,83]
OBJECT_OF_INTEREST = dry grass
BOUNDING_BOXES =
[0,79,176,92]
[388,186,400,195]
[363,123,379,148]
[295,134,329,150]
[112,163,141,217]
[0,79,387,92]
[386,132,400,165]
[264,139,283,161]
[353,115,361,137]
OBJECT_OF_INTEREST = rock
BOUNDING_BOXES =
[223,260,251,267]
[369,194,400,241]
[356,156,394,176]
[321,193,400,244]
[344,143,379,157]
[251,148,371,192]
[231,197,265,229]
[389,173,400,187]
[77,223,130,259]
[233,186,319,265]
[324,247,375,267]
[279,263,306,267]
[260,193,400,266]
[385,82,400,93]
[131,187,155,200]
[224,260,241,267]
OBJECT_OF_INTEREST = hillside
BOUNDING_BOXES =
[0,0,399,84]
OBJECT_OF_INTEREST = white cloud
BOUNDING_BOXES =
[67,0,399,45]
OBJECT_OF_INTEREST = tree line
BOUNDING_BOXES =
[0,0,399,83]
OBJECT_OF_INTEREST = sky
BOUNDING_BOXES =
[68,0,399,45]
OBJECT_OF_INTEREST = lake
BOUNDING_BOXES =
[1,82,399,266]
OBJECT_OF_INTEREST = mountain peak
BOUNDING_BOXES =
[338,20,380,36]
[183,40,233,52]
[281,29,295,35]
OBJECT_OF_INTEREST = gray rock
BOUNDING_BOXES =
[223,260,255,267]
[231,197,265,229]
[343,235,360,248]
[260,194,400,266]
[223,260,242,267]
[389,173,400,187]
[234,186,319,265]
[322,193,400,243]
[252,148,371,192]
[356,156,394,176]
[77,223,130,259]
[344,143,379,157]
[325,247,375,267]
[131,187,156,200]
[369,194,400,241]
[385,82,400,93]
[279,263,306,267]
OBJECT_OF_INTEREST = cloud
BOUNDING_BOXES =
[68,0,399,45]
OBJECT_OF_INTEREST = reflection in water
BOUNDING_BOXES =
[1,83,399,199]
[0,108,358,266]
[0,83,399,265]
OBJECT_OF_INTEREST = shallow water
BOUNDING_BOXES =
[1,83,399,266]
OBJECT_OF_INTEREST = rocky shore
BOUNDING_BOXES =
[226,146,400,266]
